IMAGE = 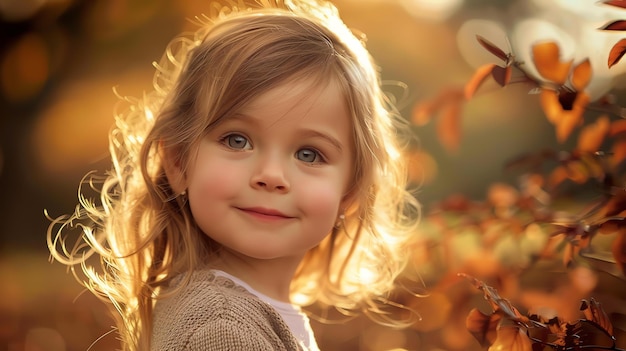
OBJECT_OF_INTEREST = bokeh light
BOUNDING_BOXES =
[1,32,49,102]
[400,0,464,22]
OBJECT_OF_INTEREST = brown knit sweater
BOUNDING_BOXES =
[151,270,305,350]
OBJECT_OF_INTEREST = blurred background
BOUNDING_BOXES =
[1,0,625,350]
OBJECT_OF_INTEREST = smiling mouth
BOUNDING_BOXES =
[237,207,293,220]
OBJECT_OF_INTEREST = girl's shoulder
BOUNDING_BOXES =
[159,270,254,308]
[151,270,302,350]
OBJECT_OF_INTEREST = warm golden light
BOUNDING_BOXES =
[1,32,49,102]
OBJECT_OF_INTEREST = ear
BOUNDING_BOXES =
[160,142,187,194]
[339,188,359,217]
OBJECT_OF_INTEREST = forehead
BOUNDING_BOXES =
[242,76,349,122]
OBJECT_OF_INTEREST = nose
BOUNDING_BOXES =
[250,152,290,192]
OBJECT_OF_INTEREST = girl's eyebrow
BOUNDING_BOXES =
[298,129,344,152]
[230,113,344,152]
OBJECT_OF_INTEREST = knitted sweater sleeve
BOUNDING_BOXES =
[152,271,303,351]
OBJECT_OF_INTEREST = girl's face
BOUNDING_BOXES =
[185,77,353,264]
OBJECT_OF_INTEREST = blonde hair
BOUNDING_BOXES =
[47,0,420,349]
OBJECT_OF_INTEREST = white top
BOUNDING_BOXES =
[212,270,320,351]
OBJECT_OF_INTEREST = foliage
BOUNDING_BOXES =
[411,1,626,350]
[463,273,621,351]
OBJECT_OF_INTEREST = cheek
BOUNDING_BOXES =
[297,180,344,220]
[188,161,244,203]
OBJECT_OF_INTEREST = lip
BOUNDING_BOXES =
[236,207,293,220]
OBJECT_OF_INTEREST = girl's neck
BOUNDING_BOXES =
[209,249,303,302]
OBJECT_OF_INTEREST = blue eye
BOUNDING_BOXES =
[223,134,251,150]
[296,148,322,163]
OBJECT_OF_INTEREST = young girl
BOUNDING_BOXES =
[48,0,419,349]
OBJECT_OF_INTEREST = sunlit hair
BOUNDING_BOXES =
[47,0,420,349]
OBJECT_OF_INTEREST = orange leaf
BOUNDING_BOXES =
[412,102,435,126]
[406,149,438,185]
[476,35,509,62]
[582,153,605,179]
[579,234,592,249]
[570,59,592,91]
[612,229,626,276]
[599,220,620,234]
[577,115,609,152]
[563,242,575,267]
[556,113,580,142]
[603,0,626,8]
[487,183,519,208]
[549,165,570,188]
[609,119,626,137]
[540,89,562,124]
[532,41,573,84]
[555,93,589,142]
[540,89,588,142]
[600,20,626,31]
[466,308,500,347]
[411,88,464,126]
[465,63,498,100]
[461,274,528,322]
[489,325,533,351]
[437,101,462,152]
[612,139,626,166]
[492,65,512,87]
[608,38,626,68]
[565,160,590,184]
[580,298,614,336]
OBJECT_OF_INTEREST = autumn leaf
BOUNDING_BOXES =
[581,153,606,180]
[489,325,533,351]
[564,160,590,184]
[492,65,512,87]
[540,90,562,124]
[406,149,438,185]
[561,320,617,349]
[604,191,626,217]
[476,35,509,62]
[546,316,565,336]
[411,88,464,126]
[487,183,519,209]
[580,298,614,336]
[598,219,621,234]
[462,63,513,99]
[603,0,626,8]
[570,59,592,91]
[563,242,575,267]
[577,115,610,152]
[460,274,529,323]
[532,41,573,85]
[559,94,590,142]
[504,149,558,173]
[609,119,626,137]
[548,152,598,186]
[436,193,472,212]
[465,63,498,100]
[540,90,589,141]
[549,165,570,189]
[600,20,626,31]
[612,139,626,166]
[466,308,501,347]
[608,38,626,68]
[437,101,462,152]
[412,100,437,126]
[556,104,586,142]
